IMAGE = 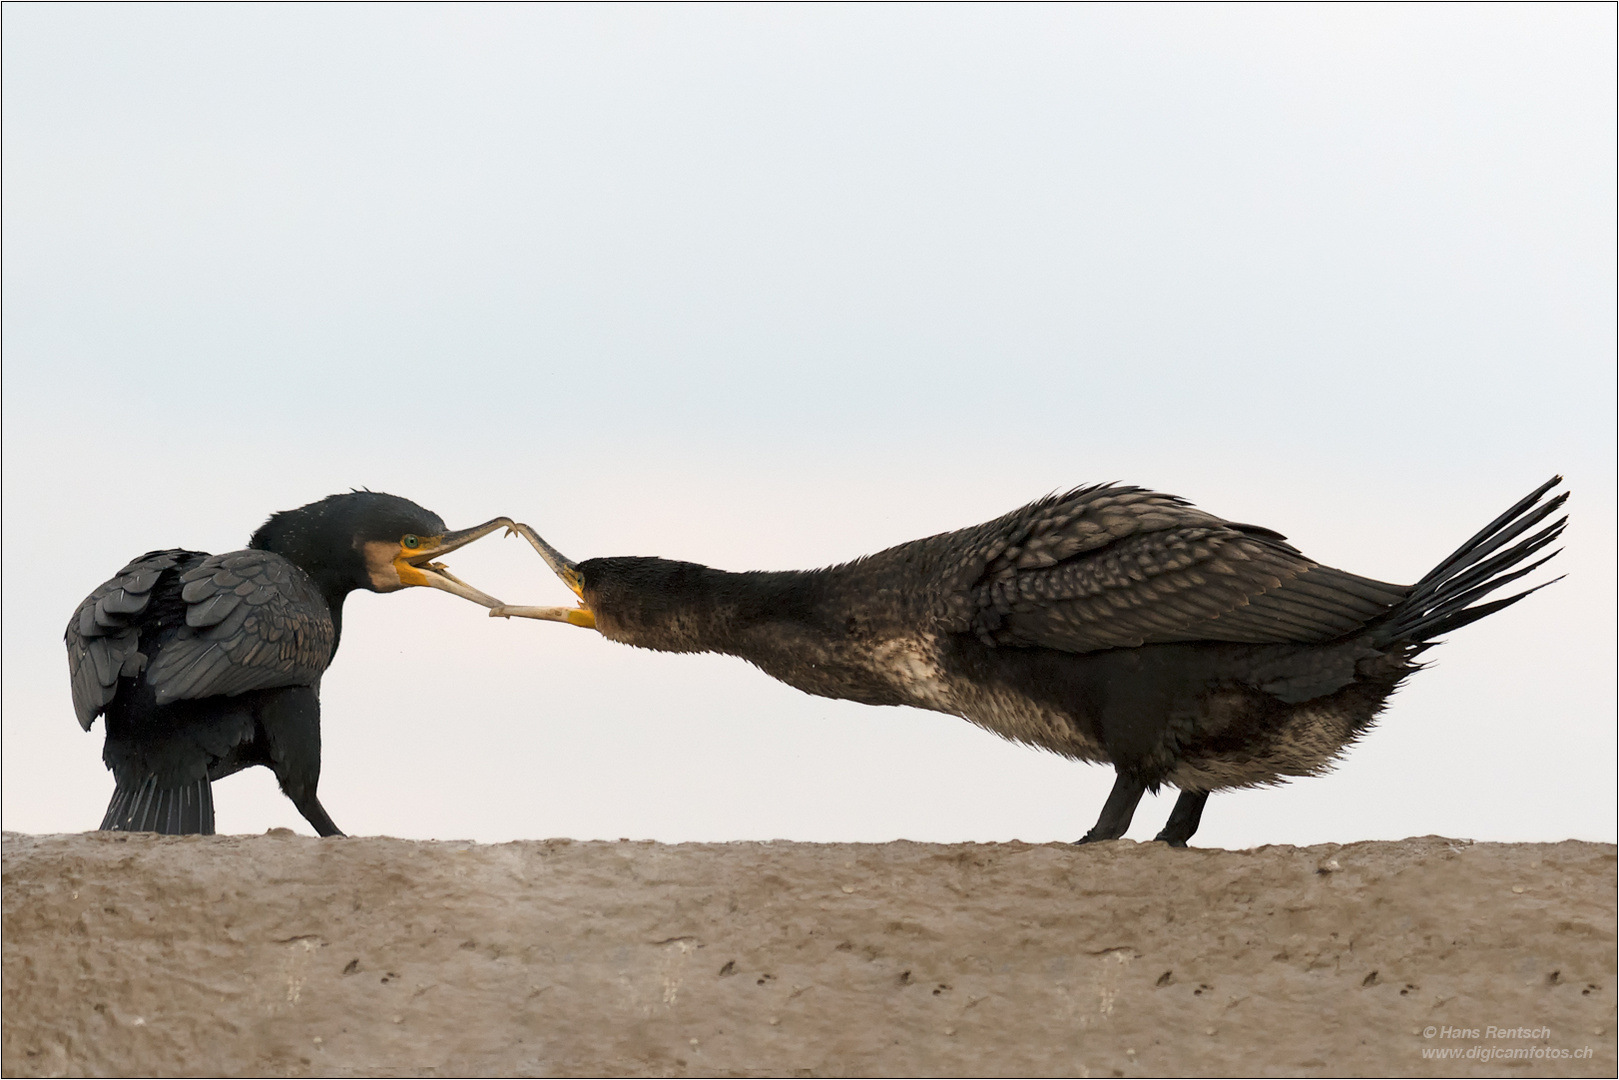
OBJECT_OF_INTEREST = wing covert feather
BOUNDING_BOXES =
[145,550,334,705]
[64,550,192,731]
[930,484,1409,652]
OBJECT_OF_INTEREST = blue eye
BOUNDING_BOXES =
[402,535,420,550]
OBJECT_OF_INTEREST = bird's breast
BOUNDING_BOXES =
[867,636,957,712]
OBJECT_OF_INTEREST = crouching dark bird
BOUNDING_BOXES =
[490,478,1566,846]
[66,492,512,836]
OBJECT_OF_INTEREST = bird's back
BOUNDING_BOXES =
[843,483,1411,652]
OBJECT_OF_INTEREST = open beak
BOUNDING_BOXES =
[395,517,514,608]
[487,522,597,629]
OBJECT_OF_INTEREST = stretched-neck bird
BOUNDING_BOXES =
[490,478,1565,846]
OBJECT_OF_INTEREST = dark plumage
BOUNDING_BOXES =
[494,478,1567,845]
[66,492,510,836]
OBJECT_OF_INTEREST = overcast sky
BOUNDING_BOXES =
[5,5,1613,847]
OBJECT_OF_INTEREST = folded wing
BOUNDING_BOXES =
[938,485,1409,652]
[144,550,336,704]
[65,549,197,730]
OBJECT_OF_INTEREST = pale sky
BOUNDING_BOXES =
[4,4,1613,846]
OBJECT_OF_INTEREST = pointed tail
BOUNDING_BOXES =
[1371,476,1567,650]
[100,775,216,835]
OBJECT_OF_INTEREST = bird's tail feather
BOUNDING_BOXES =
[100,775,216,835]
[1372,476,1567,649]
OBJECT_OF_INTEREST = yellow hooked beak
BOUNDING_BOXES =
[487,522,597,630]
[392,518,514,608]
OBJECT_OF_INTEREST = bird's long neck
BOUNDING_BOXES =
[579,556,907,706]
[320,587,349,659]
[580,557,817,653]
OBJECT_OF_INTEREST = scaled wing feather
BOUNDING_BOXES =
[932,485,1409,653]
[145,551,334,705]
[64,550,190,730]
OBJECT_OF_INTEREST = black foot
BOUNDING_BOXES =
[292,795,344,837]
[1076,773,1146,844]
[1153,790,1209,847]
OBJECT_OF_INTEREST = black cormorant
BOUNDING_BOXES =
[66,492,511,836]
[490,478,1566,845]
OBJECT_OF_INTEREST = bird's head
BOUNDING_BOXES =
[250,491,511,607]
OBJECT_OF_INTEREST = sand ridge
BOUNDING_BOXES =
[3,831,1614,1077]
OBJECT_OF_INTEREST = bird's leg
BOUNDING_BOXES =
[1077,772,1147,844]
[275,762,345,837]
[1153,790,1209,848]
[260,687,345,837]
[289,793,344,838]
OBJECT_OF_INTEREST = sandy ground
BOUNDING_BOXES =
[2,832,1614,1078]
